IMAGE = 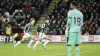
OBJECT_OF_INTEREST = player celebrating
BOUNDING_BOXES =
[33,20,50,50]
[66,1,83,56]
[14,19,35,48]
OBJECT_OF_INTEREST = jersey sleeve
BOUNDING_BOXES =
[81,14,83,26]
[81,14,83,33]
[13,33,18,38]
[66,11,72,31]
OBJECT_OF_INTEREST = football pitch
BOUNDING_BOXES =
[0,43,100,56]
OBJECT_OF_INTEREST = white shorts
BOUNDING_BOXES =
[39,32,47,39]
[23,33,33,39]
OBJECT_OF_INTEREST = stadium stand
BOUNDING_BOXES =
[46,0,100,35]
[0,0,51,34]
[0,0,100,35]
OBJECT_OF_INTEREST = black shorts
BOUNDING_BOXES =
[14,36,21,41]
[6,34,10,36]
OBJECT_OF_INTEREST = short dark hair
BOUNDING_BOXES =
[71,1,78,7]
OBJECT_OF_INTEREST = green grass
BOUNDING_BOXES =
[0,43,100,56]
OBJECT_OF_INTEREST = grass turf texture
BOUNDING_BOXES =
[0,43,100,56]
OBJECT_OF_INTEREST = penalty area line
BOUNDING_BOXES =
[43,51,93,56]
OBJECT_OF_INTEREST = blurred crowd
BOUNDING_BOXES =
[81,0,100,35]
[46,0,70,35]
[0,0,51,34]
[45,0,100,35]
[0,0,100,35]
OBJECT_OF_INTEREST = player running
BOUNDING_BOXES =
[32,20,50,50]
[66,1,83,56]
[14,19,35,48]
[13,33,21,44]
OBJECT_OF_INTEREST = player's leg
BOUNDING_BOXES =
[42,35,50,49]
[13,37,17,44]
[14,33,27,48]
[32,33,42,50]
[67,33,75,56]
[67,37,72,56]
[67,44,72,56]
[75,44,80,56]
[14,36,21,48]
[27,34,34,48]
[32,40,40,50]
[38,33,45,44]
[75,32,81,56]
[27,39,34,48]
[13,39,17,44]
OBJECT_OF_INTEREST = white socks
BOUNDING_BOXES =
[28,39,34,48]
[33,41,40,49]
[14,41,21,47]
[43,40,49,47]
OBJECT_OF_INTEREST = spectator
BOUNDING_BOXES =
[52,29,57,35]
[0,21,2,28]
[94,24,99,31]
[59,30,63,35]
[0,27,2,35]
[96,27,100,35]
[5,11,10,18]
[49,20,56,31]
[5,24,12,43]
[24,1,32,14]
[34,10,39,20]
[1,23,6,34]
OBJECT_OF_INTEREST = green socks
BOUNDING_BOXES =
[67,46,72,56]
[75,46,80,56]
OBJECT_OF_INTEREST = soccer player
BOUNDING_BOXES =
[13,33,21,44]
[66,1,83,56]
[33,20,50,50]
[14,19,35,48]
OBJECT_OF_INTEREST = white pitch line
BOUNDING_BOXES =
[43,51,93,56]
